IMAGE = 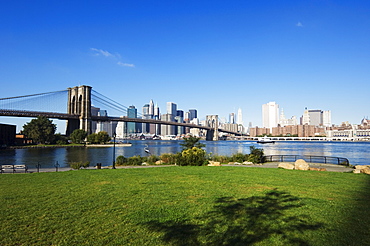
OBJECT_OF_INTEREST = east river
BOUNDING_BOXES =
[1,140,370,168]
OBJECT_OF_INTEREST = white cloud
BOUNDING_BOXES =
[296,22,303,27]
[90,48,114,57]
[91,48,135,68]
[117,61,135,67]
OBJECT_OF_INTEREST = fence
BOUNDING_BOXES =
[264,155,350,166]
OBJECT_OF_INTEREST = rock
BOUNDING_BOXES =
[242,161,254,165]
[208,161,221,166]
[353,169,362,174]
[294,159,310,170]
[360,167,370,175]
[355,165,370,170]
[310,167,320,171]
[318,168,327,171]
[278,162,295,170]
[155,160,164,165]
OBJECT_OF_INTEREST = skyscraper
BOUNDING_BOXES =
[189,109,197,120]
[323,110,331,127]
[262,102,279,130]
[237,108,243,126]
[127,105,138,134]
[229,113,235,124]
[167,102,177,116]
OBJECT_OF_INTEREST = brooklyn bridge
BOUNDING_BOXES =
[0,85,243,141]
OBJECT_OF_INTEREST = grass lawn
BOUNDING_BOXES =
[1,166,369,245]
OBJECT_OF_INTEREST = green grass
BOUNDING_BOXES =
[1,167,369,245]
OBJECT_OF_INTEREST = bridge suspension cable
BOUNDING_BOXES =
[91,90,142,117]
[0,90,68,113]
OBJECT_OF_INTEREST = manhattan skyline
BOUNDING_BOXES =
[1,1,369,132]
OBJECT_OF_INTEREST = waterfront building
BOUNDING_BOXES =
[279,108,297,126]
[262,102,279,130]
[237,108,243,126]
[161,113,175,136]
[323,110,332,127]
[167,102,177,116]
[229,113,235,124]
[127,105,138,135]
[189,109,197,120]
[0,123,16,146]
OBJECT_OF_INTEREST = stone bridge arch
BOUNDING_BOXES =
[206,115,219,141]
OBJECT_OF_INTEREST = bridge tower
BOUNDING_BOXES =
[66,85,92,135]
[206,115,219,141]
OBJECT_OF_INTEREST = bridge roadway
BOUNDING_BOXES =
[0,109,242,136]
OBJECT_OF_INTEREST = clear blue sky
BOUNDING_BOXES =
[1,0,369,133]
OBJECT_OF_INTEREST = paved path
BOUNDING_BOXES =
[13,162,353,174]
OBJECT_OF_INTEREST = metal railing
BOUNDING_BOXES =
[264,155,350,166]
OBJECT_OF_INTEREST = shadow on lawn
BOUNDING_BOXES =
[146,189,323,245]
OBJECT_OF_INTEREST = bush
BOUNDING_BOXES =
[127,156,144,166]
[230,153,248,163]
[248,146,265,164]
[116,155,127,166]
[209,154,230,163]
[160,153,177,164]
[177,147,207,166]
[69,161,90,170]
[146,155,160,165]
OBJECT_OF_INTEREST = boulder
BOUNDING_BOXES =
[360,167,370,175]
[318,168,327,171]
[155,160,164,165]
[353,169,362,174]
[294,159,310,170]
[242,161,254,165]
[278,162,295,170]
[309,167,320,171]
[208,161,221,166]
[355,165,370,170]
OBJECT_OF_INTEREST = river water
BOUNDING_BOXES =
[1,140,369,168]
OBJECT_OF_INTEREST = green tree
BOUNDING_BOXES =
[247,146,265,164]
[180,136,205,150]
[22,116,56,144]
[97,131,111,143]
[70,129,87,144]
[87,133,98,144]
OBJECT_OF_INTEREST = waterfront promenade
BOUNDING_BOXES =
[4,162,354,174]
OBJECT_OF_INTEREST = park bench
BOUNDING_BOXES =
[1,164,28,174]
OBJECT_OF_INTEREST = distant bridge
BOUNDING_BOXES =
[0,85,242,140]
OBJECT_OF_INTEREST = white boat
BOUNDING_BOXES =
[257,136,275,144]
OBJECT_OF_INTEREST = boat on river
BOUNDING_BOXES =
[257,136,275,144]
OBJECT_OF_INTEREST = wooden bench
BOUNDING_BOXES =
[1,164,28,173]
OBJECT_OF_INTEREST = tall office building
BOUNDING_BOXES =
[262,102,279,130]
[308,110,323,126]
[323,110,331,127]
[229,113,235,124]
[189,109,197,120]
[167,102,177,116]
[301,109,329,126]
[149,99,154,116]
[127,105,138,134]
[237,108,243,126]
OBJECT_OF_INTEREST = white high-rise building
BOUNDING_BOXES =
[323,110,332,127]
[262,102,279,130]
[237,108,243,126]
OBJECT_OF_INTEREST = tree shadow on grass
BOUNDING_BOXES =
[145,189,323,245]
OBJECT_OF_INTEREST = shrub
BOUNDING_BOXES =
[116,155,127,166]
[69,161,90,170]
[127,155,144,166]
[230,153,248,163]
[177,147,207,166]
[209,154,230,163]
[160,153,177,164]
[248,146,265,164]
[146,155,160,165]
